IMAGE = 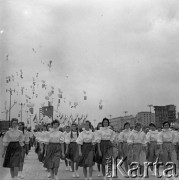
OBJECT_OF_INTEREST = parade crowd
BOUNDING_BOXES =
[2,117,179,180]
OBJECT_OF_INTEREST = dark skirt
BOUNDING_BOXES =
[94,144,102,164]
[20,145,26,163]
[78,143,95,167]
[44,143,62,169]
[39,143,45,162]
[3,142,22,168]
[100,140,113,165]
[66,142,79,162]
[35,141,40,154]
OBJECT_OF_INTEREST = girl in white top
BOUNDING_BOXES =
[96,118,116,180]
[118,122,131,172]
[65,123,80,178]
[2,118,24,179]
[146,123,159,172]
[43,120,65,180]
[127,123,147,176]
[77,120,95,180]
[157,121,177,168]
[63,125,71,171]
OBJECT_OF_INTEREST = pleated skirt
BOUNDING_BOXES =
[44,143,62,169]
[3,142,21,168]
[78,143,95,167]
[66,142,79,162]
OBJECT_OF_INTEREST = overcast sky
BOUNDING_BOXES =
[1,0,179,126]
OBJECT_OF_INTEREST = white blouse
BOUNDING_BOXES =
[127,130,147,146]
[46,129,64,143]
[65,131,78,144]
[157,129,177,145]
[76,129,95,145]
[146,130,159,143]
[96,127,116,143]
[118,129,131,143]
[3,128,24,146]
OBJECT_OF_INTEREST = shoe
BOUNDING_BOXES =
[65,167,69,171]
[54,175,58,180]
[70,167,72,172]
[75,172,79,178]
[72,173,76,178]
[98,173,102,177]
[20,174,24,179]
[47,172,51,178]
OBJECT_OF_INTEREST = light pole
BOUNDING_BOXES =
[25,110,29,125]
[6,88,15,127]
[19,103,25,122]
[148,104,153,123]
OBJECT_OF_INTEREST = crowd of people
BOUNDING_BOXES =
[2,117,179,180]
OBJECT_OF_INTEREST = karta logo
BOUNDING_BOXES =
[106,156,178,178]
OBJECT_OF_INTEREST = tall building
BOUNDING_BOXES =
[109,115,136,131]
[154,105,176,128]
[136,112,155,127]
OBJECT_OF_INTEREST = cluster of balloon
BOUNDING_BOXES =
[83,91,87,100]
[99,99,103,110]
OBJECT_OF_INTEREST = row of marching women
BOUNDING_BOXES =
[2,118,34,180]
[3,117,179,180]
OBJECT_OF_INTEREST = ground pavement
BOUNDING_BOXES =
[0,138,178,180]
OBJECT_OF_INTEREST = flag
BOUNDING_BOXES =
[39,106,53,120]
[29,108,33,114]
[33,114,37,122]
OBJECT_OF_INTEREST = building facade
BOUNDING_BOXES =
[154,105,176,128]
[110,115,136,131]
[136,112,155,127]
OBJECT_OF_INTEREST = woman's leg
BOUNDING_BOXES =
[89,166,93,178]
[54,168,58,175]
[50,169,54,179]
[97,163,100,172]
[83,167,87,178]
[10,168,14,178]
[102,164,106,177]
[14,167,19,177]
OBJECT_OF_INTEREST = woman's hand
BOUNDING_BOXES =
[79,151,82,157]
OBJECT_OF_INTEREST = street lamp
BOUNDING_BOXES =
[6,88,15,127]
[148,104,153,123]
[19,103,25,122]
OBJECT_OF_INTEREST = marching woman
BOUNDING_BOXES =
[2,118,24,180]
[18,122,30,179]
[117,122,131,172]
[63,125,71,171]
[77,120,95,180]
[65,123,80,178]
[43,120,65,180]
[96,118,116,180]
[94,122,103,177]
[157,121,178,171]
[146,123,159,174]
[127,123,147,177]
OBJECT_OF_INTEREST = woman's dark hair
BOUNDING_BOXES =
[11,118,18,126]
[135,123,141,128]
[18,122,25,134]
[163,121,170,128]
[70,123,79,138]
[124,122,130,128]
[102,118,110,127]
[149,123,156,128]
[85,120,92,129]
[51,119,60,126]
[46,123,51,131]
[97,122,102,130]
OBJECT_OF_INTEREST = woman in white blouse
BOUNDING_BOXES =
[118,122,131,172]
[18,122,29,179]
[77,120,95,180]
[127,123,147,176]
[65,123,80,178]
[146,123,159,173]
[2,118,24,179]
[43,120,65,180]
[97,118,116,180]
[157,121,177,168]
